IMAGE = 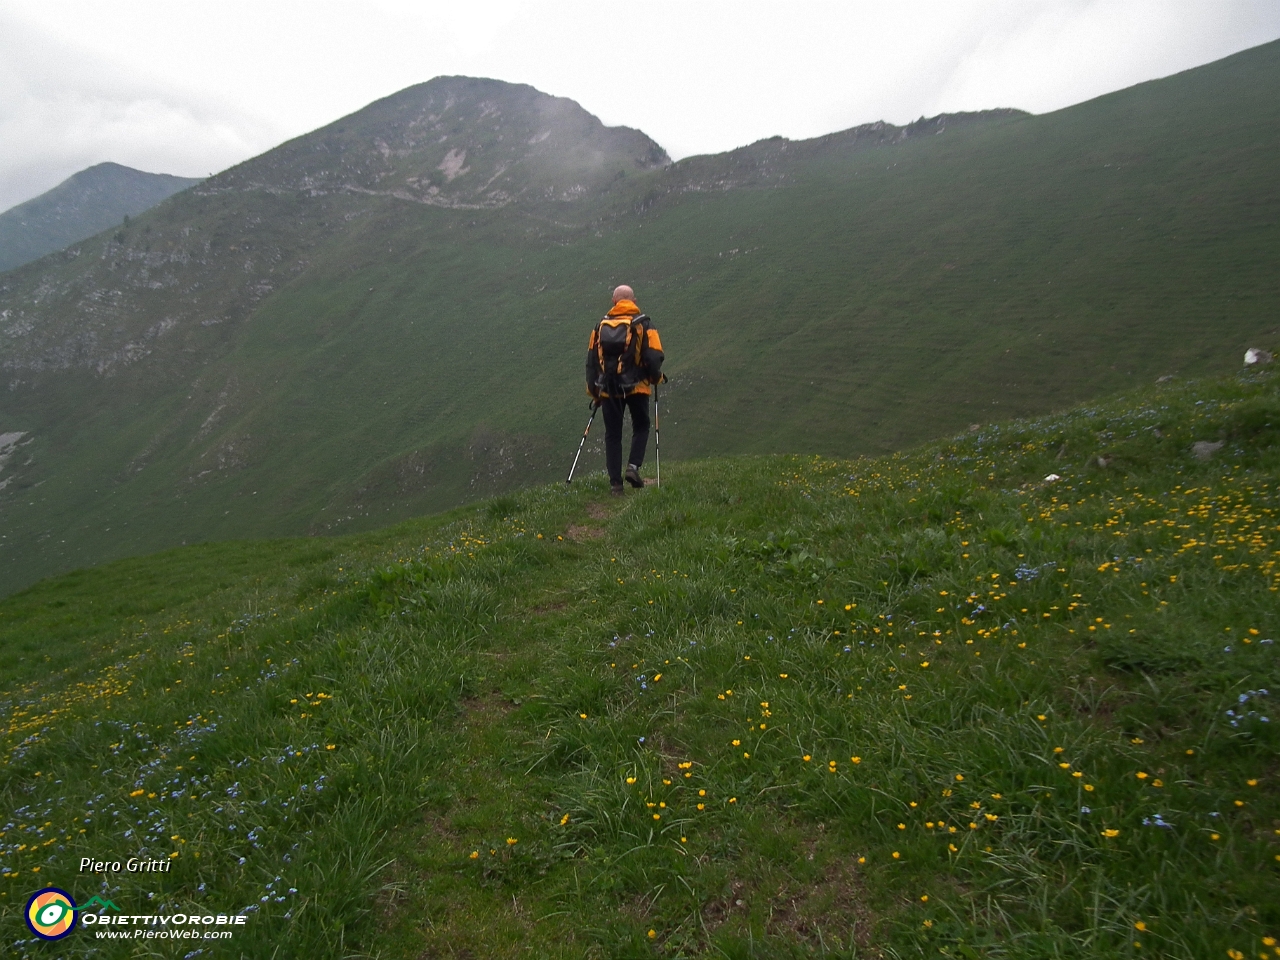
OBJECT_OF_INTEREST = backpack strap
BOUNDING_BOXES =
[593,315,610,373]
[630,314,650,367]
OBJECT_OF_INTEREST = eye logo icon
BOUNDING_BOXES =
[25,887,78,940]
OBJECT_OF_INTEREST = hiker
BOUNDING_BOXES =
[585,284,664,496]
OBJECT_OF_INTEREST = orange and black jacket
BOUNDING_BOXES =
[585,299,664,398]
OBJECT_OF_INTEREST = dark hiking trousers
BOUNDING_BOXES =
[602,393,650,485]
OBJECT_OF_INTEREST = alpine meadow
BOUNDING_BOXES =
[0,36,1278,960]
[2,41,1279,596]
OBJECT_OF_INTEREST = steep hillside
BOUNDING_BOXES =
[1,43,1279,596]
[0,77,669,379]
[0,163,201,273]
[1,367,1275,957]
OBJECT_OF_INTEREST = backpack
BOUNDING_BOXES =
[593,313,652,392]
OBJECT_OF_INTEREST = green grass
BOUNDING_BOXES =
[3,41,1280,595]
[1,367,1276,957]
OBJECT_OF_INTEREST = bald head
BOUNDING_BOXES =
[612,284,634,303]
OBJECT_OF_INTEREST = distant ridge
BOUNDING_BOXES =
[660,109,1029,196]
[0,163,202,273]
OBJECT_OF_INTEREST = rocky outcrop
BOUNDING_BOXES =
[208,76,672,210]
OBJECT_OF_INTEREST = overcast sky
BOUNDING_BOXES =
[2,0,1278,212]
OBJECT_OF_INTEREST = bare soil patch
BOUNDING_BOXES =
[764,858,878,952]
[460,692,517,722]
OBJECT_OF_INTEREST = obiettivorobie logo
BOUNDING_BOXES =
[24,887,97,940]
[25,888,247,942]
[24,890,121,940]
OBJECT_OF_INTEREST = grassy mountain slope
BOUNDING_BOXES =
[2,44,1280,596]
[0,163,202,273]
[0,367,1276,957]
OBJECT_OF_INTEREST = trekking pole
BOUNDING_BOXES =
[654,382,661,488]
[566,401,599,484]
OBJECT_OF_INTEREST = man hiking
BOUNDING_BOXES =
[585,284,664,496]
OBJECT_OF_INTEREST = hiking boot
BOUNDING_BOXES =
[625,464,644,488]
[610,482,625,498]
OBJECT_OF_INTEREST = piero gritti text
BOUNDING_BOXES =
[80,856,175,874]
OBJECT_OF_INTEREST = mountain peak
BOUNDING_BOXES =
[213,76,670,208]
[0,163,201,273]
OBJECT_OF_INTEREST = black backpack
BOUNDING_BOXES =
[593,313,654,392]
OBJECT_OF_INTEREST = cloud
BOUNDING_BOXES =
[920,0,1280,117]
[0,11,283,211]
[1,0,1277,211]
[356,0,1280,159]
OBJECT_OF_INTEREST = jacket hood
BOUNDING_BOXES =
[607,299,640,317]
